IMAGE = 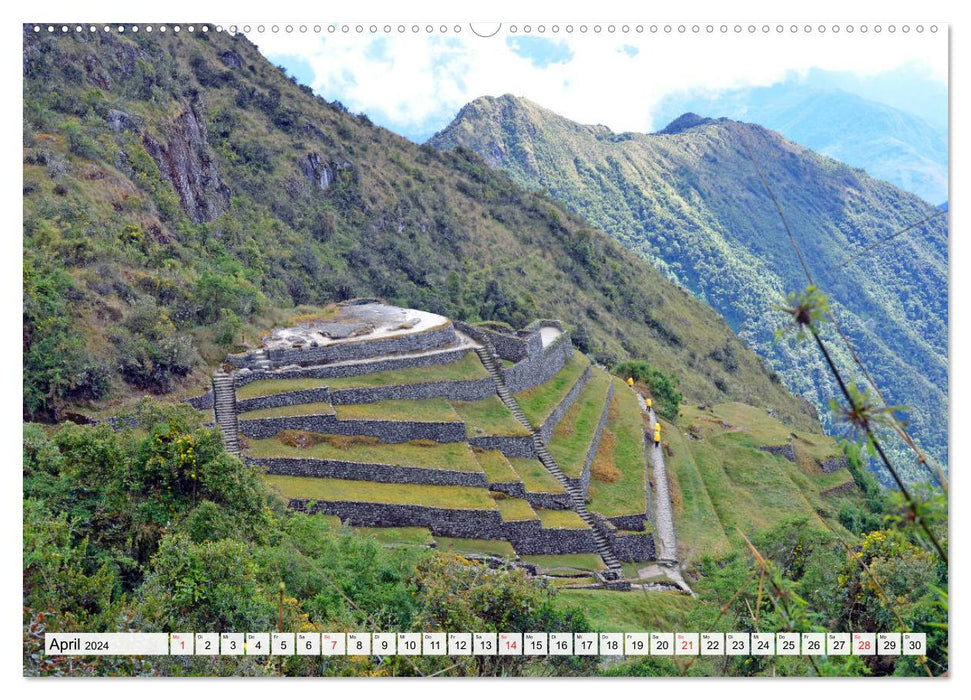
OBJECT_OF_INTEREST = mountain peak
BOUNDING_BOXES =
[656,112,722,135]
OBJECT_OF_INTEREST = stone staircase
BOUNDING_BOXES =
[212,371,241,455]
[474,346,623,579]
[251,349,272,371]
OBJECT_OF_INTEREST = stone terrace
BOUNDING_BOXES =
[188,301,656,581]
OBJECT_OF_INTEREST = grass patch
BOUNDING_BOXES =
[522,553,605,573]
[495,496,538,522]
[435,537,516,558]
[236,377,328,400]
[334,397,460,423]
[247,433,482,472]
[515,353,590,428]
[355,526,435,547]
[314,514,343,529]
[555,590,697,632]
[473,449,521,485]
[239,401,334,419]
[536,508,587,530]
[451,395,530,437]
[587,380,649,518]
[268,476,498,510]
[508,458,564,494]
[326,351,489,389]
[548,368,613,478]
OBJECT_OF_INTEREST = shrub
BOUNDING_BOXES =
[614,360,682,419]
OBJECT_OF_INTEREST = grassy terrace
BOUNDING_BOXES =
[495,496,538,522]
[587,379,649,518]
[536,508,588,530]
[664,403,858,564]
[508,458,564,494]
[547,368,613,479]
[451,395,530,437]
[473,449,521,484]
[522,553,605,573]
[326,351,489,389]
[268,476,498,510]
[435,537,516,558]
[355,526,435,546]
[246,433,482,471]
[556,590,697,632]
[239,401,334,419]
[236,377,328,400]
[515,353,590,428]
[334,397,460,423]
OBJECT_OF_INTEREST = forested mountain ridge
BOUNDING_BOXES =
[429,95,948,480]
[22,28,816,432]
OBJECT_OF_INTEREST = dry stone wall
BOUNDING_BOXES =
[247,456,488,488]
[232,347,470,387]
[231,323,458,369]
[236,387,333,414]
[329,377,495,404]
[237,414,467,443]
[502,331,574,394]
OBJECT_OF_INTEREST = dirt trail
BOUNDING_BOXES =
[638,393,694,595]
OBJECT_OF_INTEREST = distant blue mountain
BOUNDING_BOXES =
[654,83,948,204]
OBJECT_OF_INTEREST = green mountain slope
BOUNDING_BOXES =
[429,95,948,481]
[653,85,948,204]
[21,28,816,433]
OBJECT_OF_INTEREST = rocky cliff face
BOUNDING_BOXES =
[298,152,350,192]
[142,102,229,223]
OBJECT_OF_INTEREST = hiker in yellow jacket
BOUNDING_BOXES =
[646,398,652,410]
[653,421,661,448]
[627,377,634,387]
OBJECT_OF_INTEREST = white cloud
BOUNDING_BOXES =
[252,25,947,140]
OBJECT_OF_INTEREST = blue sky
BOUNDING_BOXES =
[257,26,947,143]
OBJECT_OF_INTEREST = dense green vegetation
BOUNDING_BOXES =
[22,29,816,435]
[430,95,948,482]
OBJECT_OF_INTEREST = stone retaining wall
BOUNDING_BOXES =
[510,526,598,556]
[454,321,529,362]
[606,513,648,532]
[329,377,495,404]
[523,491,573,511]
[233,347,470,388]
[610,532,656,562]
[236,387,333,414]
[487,482,527,499]
[265,324,459,368]
[247,456,488,488]
[820,455,848,473]
[290,499,598,556]
[185,390,213,410]
[294,499,506,539]
[822,481,857,497]
[759,443,796,462]
[237,413,467,443]
[468,436,536,458]
[538,365,592,443]
[503,331,574,394]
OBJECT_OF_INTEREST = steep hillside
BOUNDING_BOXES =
[653,85,947,204]
[429,95,948,480]
[21,28,816,433]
